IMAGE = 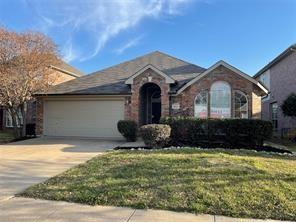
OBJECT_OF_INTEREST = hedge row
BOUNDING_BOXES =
[160,117,273,148]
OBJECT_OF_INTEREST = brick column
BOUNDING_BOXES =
[161,84,170,117]
[36,97,44,136]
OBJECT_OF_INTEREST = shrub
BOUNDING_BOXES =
[117,120,138,142]
[161,117,273,148]
[281,93,296,118]
[160,117,206,146]
[140,124,171,148]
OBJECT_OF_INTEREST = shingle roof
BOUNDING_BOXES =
[42,51,205,95]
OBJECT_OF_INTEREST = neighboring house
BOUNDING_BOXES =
[0,61,84,130]
[36,51,267,139]
[254,44,296,136]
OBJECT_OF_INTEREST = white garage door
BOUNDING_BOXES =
[44,100,124,138]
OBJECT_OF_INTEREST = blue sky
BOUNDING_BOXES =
[0,0,295,75]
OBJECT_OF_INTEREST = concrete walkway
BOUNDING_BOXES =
[0,197,289,222]
[0,138,292,222]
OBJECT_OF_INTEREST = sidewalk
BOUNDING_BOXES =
[0,197,291,222]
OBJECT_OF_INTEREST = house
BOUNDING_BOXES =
[36,51,267,139]
[254,44,296,136]
[0,61,84,131]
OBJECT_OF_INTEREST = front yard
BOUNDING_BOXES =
[0,131,15,144]
[19,149,296,221]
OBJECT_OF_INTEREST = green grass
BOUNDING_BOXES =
[19,149,296,221]
[0,131,15,143]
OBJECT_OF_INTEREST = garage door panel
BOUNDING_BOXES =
[44,100,124,138]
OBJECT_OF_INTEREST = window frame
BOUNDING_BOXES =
[5,110,23,128]
[194,90,208,118]
[234,90,248,119]
[270,102,278,132]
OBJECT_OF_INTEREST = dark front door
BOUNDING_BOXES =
[152,102,161,123]
[139,83,162,125]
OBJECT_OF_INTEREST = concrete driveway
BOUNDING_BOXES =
[0,137,122,201]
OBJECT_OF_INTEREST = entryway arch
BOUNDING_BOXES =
[139,83,161,125]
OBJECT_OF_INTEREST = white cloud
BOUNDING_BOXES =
[62,38,79,62]
[25,0,192,62]
[115,36,144,55]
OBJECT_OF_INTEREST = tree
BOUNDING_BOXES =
[0,27,59,138]
[281,93,296,119]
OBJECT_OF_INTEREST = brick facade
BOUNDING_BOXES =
[35,98,44,135]
[123,65,263,124]
[171,65,262,118]
[35,65,264,135]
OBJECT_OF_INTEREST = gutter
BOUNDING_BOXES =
[34,93,132,97]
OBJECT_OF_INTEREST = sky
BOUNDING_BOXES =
[0,0,295,76]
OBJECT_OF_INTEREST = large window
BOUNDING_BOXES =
[271,102,278,131]
[194,91,208,118]
[234,91,248,118]
[5,110,23,127]
[210,81,231,118]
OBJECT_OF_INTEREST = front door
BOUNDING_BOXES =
[151,102,161,123]
[139,83,162,125]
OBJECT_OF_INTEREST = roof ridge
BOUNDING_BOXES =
[87,51,160,76]
[87,50,206,77]
[154,50,206,70]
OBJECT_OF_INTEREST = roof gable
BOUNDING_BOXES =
[254,44,296,78]
[176,60,268,95]
[125,64,175,84]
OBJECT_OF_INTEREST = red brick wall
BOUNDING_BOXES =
[36,98,44,135]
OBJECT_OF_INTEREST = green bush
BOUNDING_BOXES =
[281,93,296,118]
[160,117,273,148]
[140,124,171,148]
[117,120,138,142]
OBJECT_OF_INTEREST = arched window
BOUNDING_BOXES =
[234,91,248,118]
[210,81,231,118]
[194,91,208,118]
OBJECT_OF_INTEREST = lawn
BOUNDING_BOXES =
[0,131,15,144]
[19,149,296,221]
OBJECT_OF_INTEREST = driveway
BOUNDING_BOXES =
[0,137,122,201]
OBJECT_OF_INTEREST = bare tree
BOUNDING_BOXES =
[0,27,59,137]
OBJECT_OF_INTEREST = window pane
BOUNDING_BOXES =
[271,103,278,131]
[210,82,231,118]
[195,91,208,118]
[5,109,23,127]
[234,91,248,119]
